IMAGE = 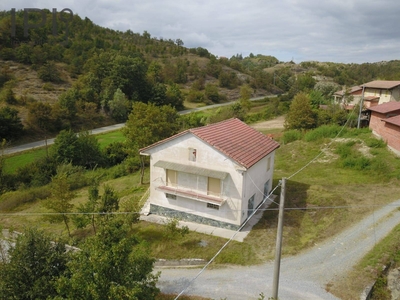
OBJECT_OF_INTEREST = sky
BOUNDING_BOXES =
[3,0,400,64]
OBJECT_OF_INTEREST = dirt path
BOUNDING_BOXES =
[156,199,400,300]
[250,115,285,130]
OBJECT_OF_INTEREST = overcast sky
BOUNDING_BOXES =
[3,0,400,64]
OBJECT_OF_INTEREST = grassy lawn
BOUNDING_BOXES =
[3,125,400,263]
[2,130,126,174]
[2,118,400,299]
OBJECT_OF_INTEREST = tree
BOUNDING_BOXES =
[38,61,62,83]
[166,83,184,109]
[205,83,220,103]
[98,185,119,221]
[56,221,159,300]
[44,171,75,237]
[50,129,104,168]
[27,101,54,156]
[0,107,23,141]
[74,180,100,233]
[108,88,130,122]
[284,92,317,130]
[123,102,180,183]
[0,228,68,299]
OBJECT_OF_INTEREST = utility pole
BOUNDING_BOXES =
[357,85,365,129]
[272,177,286,300]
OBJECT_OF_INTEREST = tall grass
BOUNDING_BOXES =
[304,124,345,141]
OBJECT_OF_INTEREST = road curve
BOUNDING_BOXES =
[156,199,400,300]
[2,96,274,156]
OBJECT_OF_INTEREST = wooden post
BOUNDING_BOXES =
[272,178,286,299]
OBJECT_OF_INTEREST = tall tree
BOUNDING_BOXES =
[0,228,68,299]
[0,107,23,141]
[44,171,75,237]
[123,102,180,183]
[284,92,317,130]
[56,221,159,300]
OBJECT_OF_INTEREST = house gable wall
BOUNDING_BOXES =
[364,87,400,105]
[146,133,246,226]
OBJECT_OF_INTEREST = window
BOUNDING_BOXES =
[207,203,219,210]
[166,169,177,187]
[267,157,271,171]
[264,180,270,199]
[247,194,255,218]
[166,193,176,200]
[207,177,221,197]
[189,148,197,162]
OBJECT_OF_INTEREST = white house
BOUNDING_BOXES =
[140,118,280,230]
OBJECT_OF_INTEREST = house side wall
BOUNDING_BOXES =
[365,87,400,104]
[383,123,400,154]
[369,112,387,136]
[240,152,276,224]
[146,134,244,227]
[391,87,400,102]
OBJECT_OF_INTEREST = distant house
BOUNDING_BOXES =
[368,102,400,155]
[333,86,363,108]
[334,81,400,110]
[363,80,400,105]
[140,118,280,230]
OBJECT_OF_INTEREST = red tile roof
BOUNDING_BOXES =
[140,118,280,169]
[383,115,400,127]
[334,86,362,96]
[363,80,400,89]
[368,101,400,114]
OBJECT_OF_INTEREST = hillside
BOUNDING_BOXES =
[1,9,400,143]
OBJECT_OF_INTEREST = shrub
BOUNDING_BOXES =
[365,138,386,148]
[0,186,51,211]
[304,125,344,142]
[38,61,62,83]
[282,130,303,144]
[103,141,128,166]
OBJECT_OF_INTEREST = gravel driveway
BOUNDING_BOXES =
[156,199,400,300]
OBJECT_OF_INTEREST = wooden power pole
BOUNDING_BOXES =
[272,177,286,299]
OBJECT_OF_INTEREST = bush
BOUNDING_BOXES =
[0,186,51,211]
[365,138,386,148]
[282,130,303,144]
[103,141,128,166]
[38,61,62,83]
[304,125,344,142]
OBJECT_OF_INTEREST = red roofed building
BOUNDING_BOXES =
[368,102,400,155]
[140,118,280,230]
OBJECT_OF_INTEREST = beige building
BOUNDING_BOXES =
[334,81,400,110]
[363,80,400,105]
[140,118,280,230]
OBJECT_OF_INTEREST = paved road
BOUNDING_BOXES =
[2,96,273,156]
[156,199,400,300]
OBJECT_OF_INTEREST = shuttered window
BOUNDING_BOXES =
[207,177,221,197]
[166,169,177,187]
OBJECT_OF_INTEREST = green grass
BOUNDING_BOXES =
[96,130,126,149]
[3,148,47,173]
[2,124,400,282]
[330,224,400,299]
[3,130,126,174]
